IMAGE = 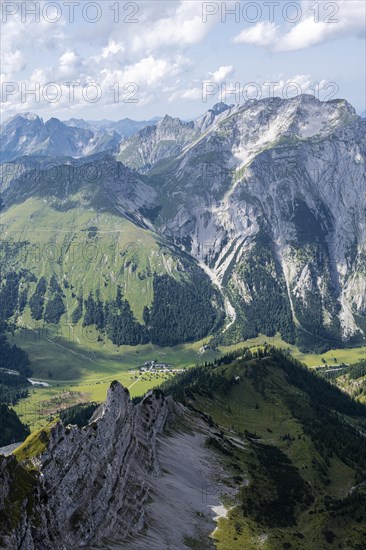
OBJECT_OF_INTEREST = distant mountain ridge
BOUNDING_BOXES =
[0,113,120,160]
[63,116,162,138]
[0,114,161,161]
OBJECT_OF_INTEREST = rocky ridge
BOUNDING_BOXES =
[0,383,224,550]
[0,114,120,161]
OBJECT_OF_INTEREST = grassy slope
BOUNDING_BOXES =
[0,198,185,321]
[220,333,366,367]
[14,423,54,463]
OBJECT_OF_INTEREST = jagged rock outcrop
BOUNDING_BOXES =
[0,383,189,549]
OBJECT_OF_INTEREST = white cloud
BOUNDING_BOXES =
[101,40,124,59]
[233,22,280,47]
[0,0,219,117]
[179,88,203,101]
[1,50,26,78]
[172,65,235,102]
[1,0,362,119]
[232,0,365,52]
[268,74,314,97]
[130,1,215,52]
[173,72,318,104]
[92,40,125,64]
[107,55,186,86]
[209,65,234,82]
[58,51,83,78]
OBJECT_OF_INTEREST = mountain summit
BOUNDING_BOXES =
[116,96,366,350]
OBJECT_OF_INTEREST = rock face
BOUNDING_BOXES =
[118,95,366,349]
[0,383,227,550]
[117,115,198,172]
[38,384,173,548]
[0,384,187,549]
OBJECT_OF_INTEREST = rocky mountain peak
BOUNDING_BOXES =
[210,102,231,114]
[44,117,64,129]
[159,114,194,130]
[7,112,42,123]
[91,380,131,423]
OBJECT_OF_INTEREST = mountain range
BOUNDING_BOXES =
[63,116,161,137]
[1,96,366,550]
[0,114,161,161]
[0,95,365,352]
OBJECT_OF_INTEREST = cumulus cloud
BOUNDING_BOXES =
[130,1,216,53]
[232,0,365,52]
[58,51,84,78]
[1,50,26,79]
[209,65,235,82]
[0,0,214,117]
[233,21,280,47]
[178,88,203,101]
[100,40,125,59]
[1,0,361,118]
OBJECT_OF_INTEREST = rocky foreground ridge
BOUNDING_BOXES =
[0,382,223,550]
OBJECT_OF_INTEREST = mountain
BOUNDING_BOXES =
[64,116,162,138]
[0,114,120,161]
[117,95,366,351]
[117,104,233,171]
[1,348,366,549]
[0,96,365,352]
[117,114,198,172]
[0,154,224,347]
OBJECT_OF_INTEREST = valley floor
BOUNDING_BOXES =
[7,329,366,432]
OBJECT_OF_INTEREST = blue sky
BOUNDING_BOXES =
[1,1,365,121]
